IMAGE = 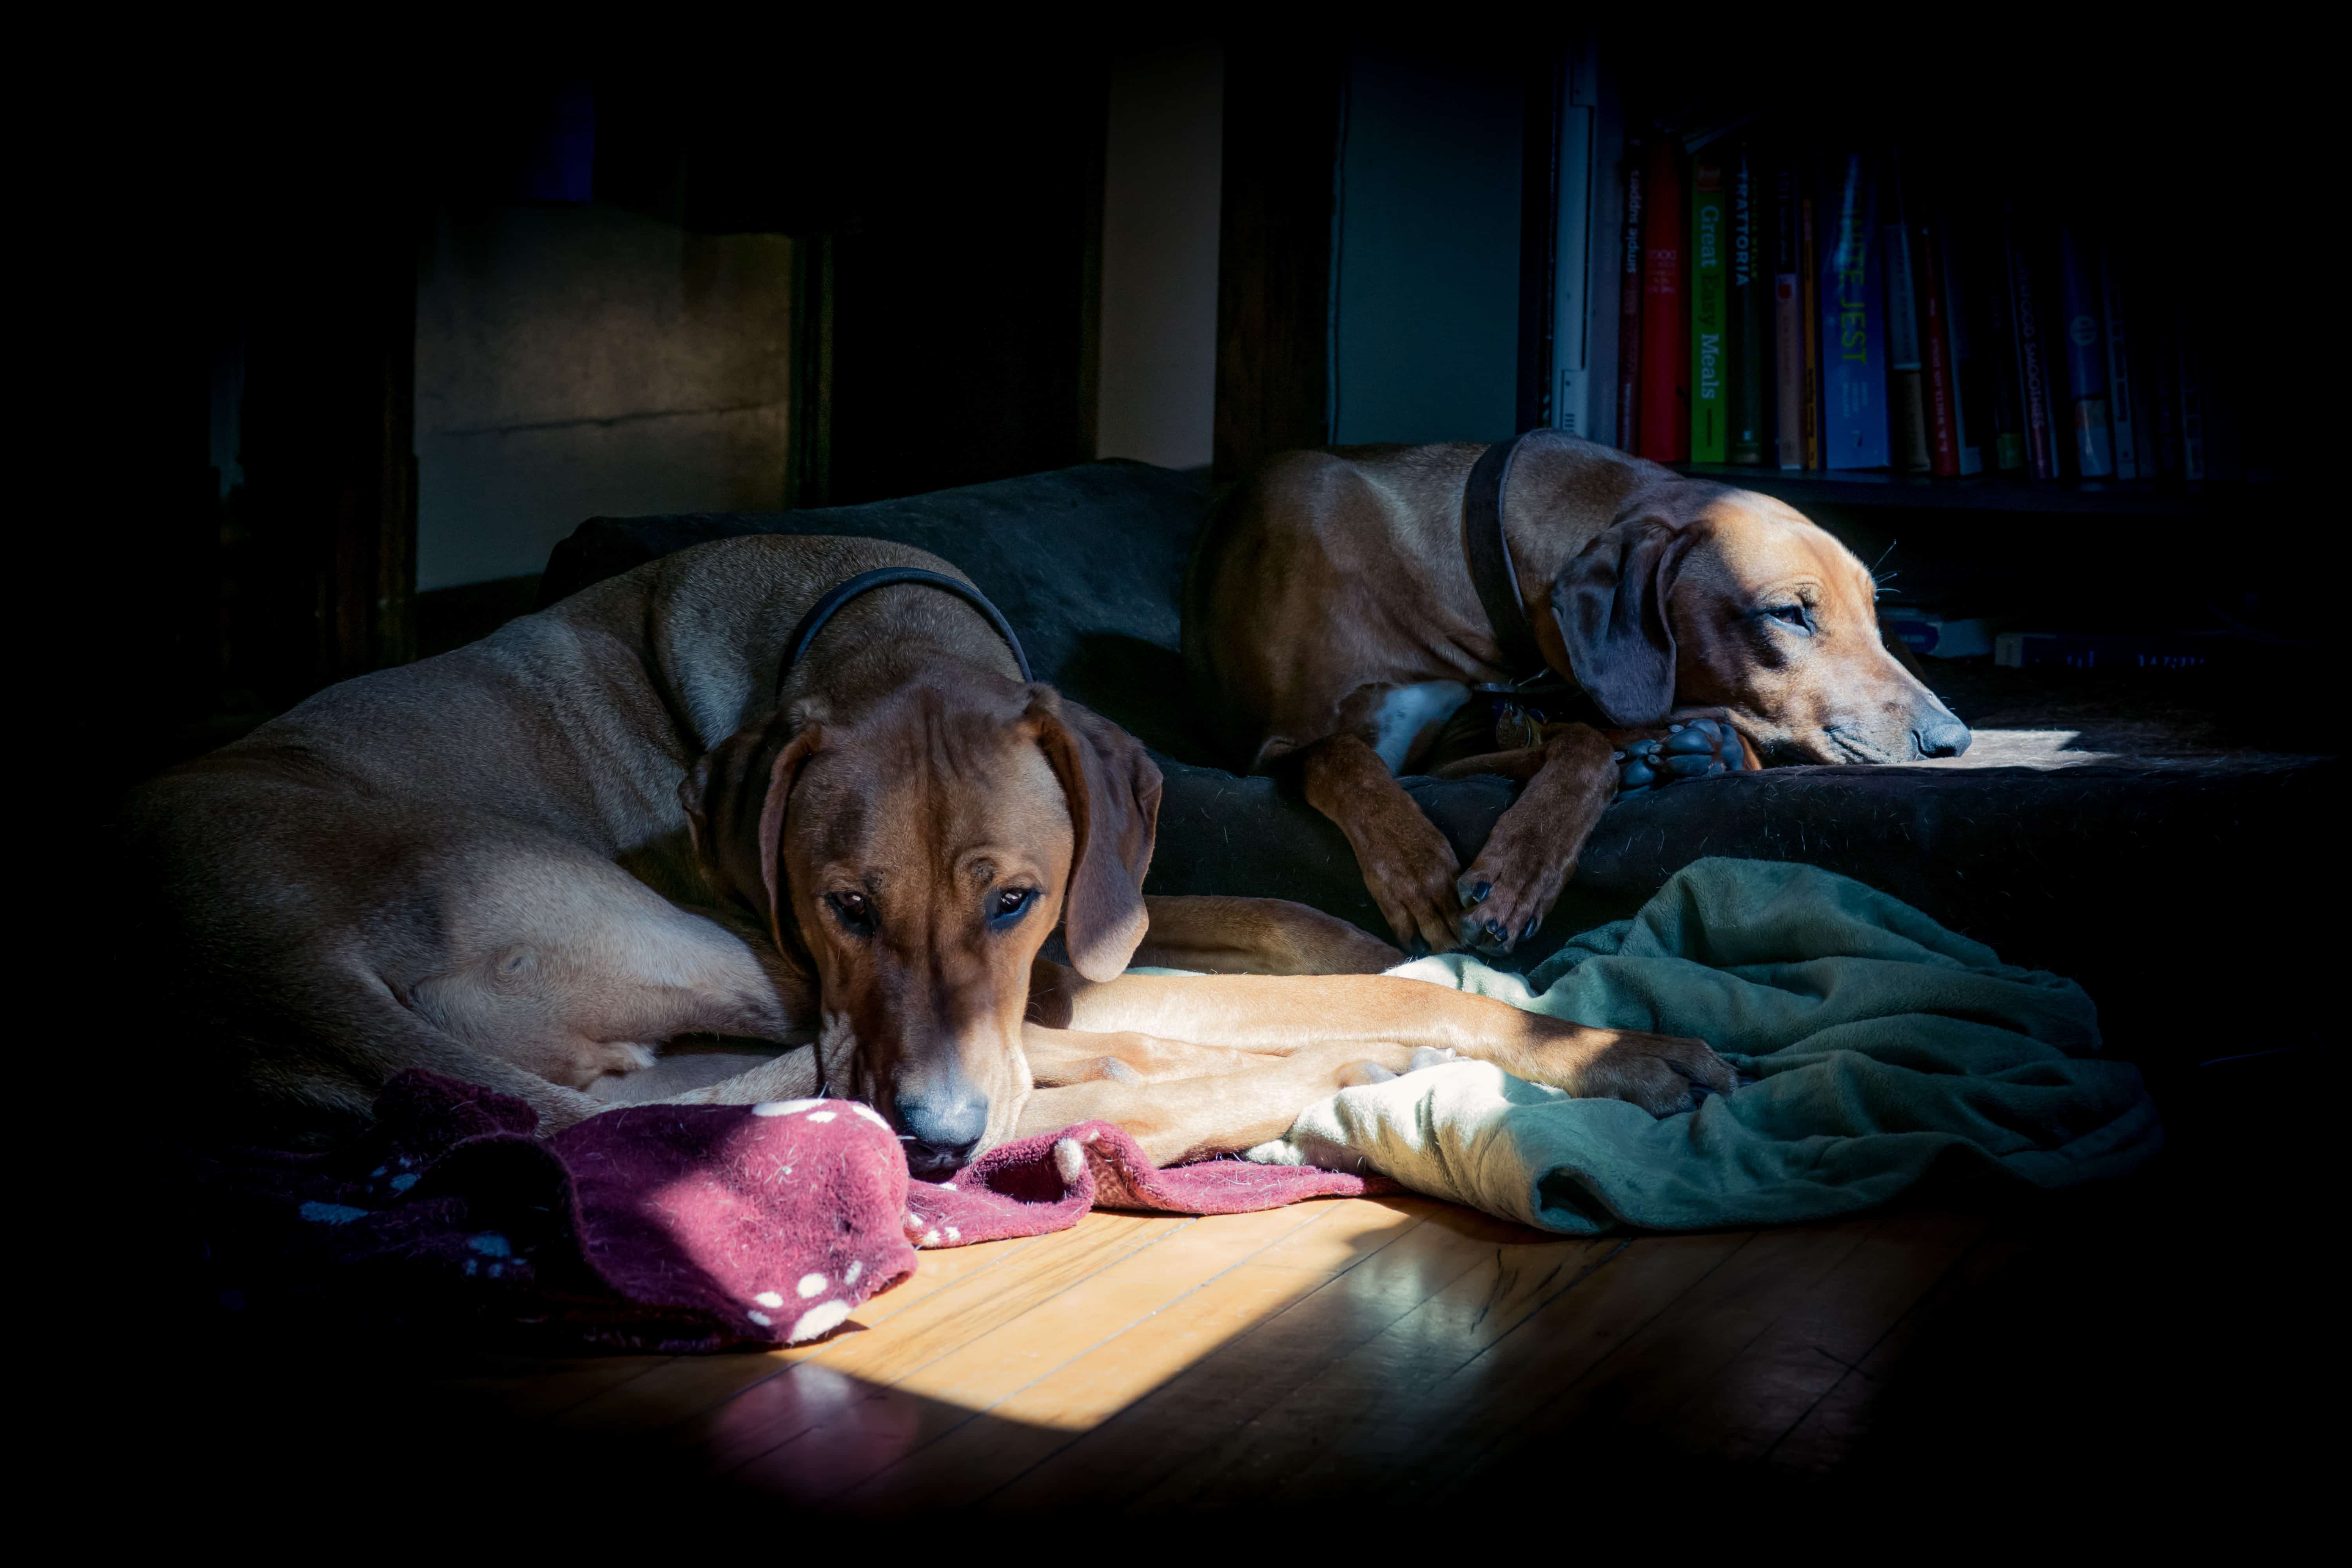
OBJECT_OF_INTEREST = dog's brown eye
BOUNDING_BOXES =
[988,887,1038,929]
[1767,604,1813,632]
[826,891,875,935]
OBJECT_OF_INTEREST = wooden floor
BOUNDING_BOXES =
[420,1194,2015,1514]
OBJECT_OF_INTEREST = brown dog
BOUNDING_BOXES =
[1183,434,1970,956]
[132,534,1734,1178]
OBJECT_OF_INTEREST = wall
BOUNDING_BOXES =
[413,206,793,590]
[1330,49,1523,446]
[1096,44,1223,472]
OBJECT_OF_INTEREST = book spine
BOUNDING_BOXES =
[1728,141,1767,463]
[1915,205,1961,477]
[2151,295,2182,478]
[1799,192,1820,468]
[1637,139,1688,463]
[2178,318,2206,480]
[1818,152,1889,470]
[1689,153,1728,462]
[2100,249,2138,479]
[2005,212,2058,479]
[1939,206,1985,475]
[1773,155,1805,468]
[1616,145,1645,454]
[2056,226,2114,477]
[1976,225,2026,472]
[1880,158,1932,472]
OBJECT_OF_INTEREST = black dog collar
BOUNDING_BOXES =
[776,567,1033,701]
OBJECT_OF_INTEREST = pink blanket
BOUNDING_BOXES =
[185,1071,1381,1353]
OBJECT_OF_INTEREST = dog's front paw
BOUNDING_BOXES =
[1613,719,1751,798]
[1354,816,1468,956]
[1577,1030,1739,1116]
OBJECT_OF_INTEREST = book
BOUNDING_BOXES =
[1549,96,1597,438]
[1689,152,1729,462]
[1994,632,2230,672]
[2178,318,2206,480]
[1975,224,2027,472]
[2100,249,2139,479]
[1773,153,1805,468]
[1936,203,1986,475]
[1799,190,1820,468]
[1915,203,1961,477]
[2004,211,2059,479]
[1818,152,1889,470]
[2151,294,2182,478]
[1879,157,1932,472]
[2056,226,2114,477]
[1616,143,1645,453]
[1637,138,1688,463]
[1728,140,1768,463]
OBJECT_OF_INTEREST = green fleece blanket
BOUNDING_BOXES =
[1244,857,2161,1232]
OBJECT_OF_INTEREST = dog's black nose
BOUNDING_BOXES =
[1915,717,1972,759]
[897,1094,986,1178]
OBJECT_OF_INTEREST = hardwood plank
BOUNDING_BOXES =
[676,1212,1182,1473]
[1173,1229,1629,1509]
[1192,1228,1750,1506]
[555,1233,1050,1437]
[1432,1217,1902,1488]
[1764,1223,2026,1475]
[1668,1210,1991,1461]
[809,1204,1361,1511]
[977,1202,1552,1514]
[432,1354,675,1423]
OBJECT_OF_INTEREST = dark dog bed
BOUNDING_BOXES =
[537,460,2338,1073]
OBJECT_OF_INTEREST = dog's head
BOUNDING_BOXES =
[1549,486,1969,764]
[684,679,1160,1178]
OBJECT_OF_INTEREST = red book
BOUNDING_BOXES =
[1616,144,1646,452]
[1916,208,1961,477]
[1637,140,1688,463]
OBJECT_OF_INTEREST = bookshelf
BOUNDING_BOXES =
[1673,467,2260,519]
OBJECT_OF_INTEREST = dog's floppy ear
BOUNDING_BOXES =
[1024,689,1163,982]
[1550,511,1699,726]
[681,713,826,956]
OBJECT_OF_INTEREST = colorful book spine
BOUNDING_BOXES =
[1818,152,1889,470]
[1938,207,1986,475]
[1880,158,1932,472]
[1800,191,1820,468]
[1637,139,1688,463]
[2056,227,2114,477]
[2004,212,2058,479]
[1689,153,1729,462]
[1616,145,1645,454]
[1773,155,1805,469]
[1915,205,1961,477]
[1728,141,1767,463]
[2100,250,2139,479]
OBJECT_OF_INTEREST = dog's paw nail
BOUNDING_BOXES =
[1456,879,1490,905]
[1610,750,1625,761]
[1483,918,1507,940]
[1405,939,1429,959]
[1521,916,1541,940]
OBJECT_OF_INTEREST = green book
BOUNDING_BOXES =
[1690,152,1729,462]
[1728,140,1768,463]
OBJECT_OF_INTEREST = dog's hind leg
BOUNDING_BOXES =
[1131,895,1403,976]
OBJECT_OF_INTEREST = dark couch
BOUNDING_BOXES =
[539,460,2337,1073]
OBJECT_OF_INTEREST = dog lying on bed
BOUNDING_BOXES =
[1183,432,1972,956]
[132,535,1733,1178]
